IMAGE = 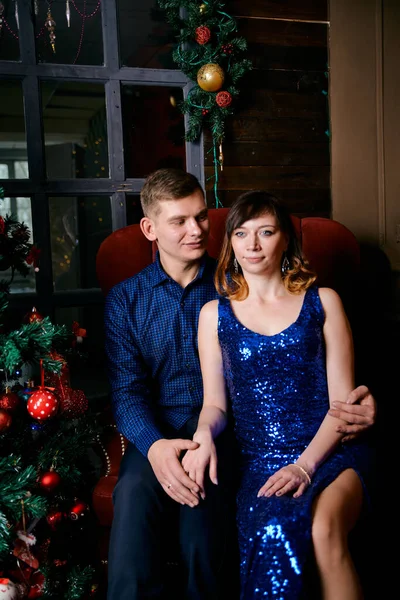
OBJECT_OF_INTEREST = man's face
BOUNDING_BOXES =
[144,190,210,265]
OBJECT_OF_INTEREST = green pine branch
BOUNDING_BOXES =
[36,414,102,487]
[158,0,252,144]
[40,564,95,599]
[0,301,69,374]
[0,456,48,556]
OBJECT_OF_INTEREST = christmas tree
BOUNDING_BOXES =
[0,192,102,599]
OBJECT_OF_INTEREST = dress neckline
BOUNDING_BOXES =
[226,287,310,339]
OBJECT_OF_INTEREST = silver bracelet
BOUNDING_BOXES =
[290,463,312,485]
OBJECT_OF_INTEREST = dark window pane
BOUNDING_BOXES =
[126,193,143,225]
[49,196,112,291]
[0,197,36,293]
[0,81,28,173]
[122,85,185,178]
[42,81,108,179]
[35,0,103,65]
[54,304,109,402]
[118,0,176,68]
[0,1,20,61]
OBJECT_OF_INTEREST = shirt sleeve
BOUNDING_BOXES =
[104,283,163,456]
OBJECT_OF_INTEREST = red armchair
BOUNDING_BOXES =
[93,208,360,566]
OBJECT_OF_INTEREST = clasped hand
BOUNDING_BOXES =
[147,438,202,507]
[257,464,311,499]
[181,429,218,500]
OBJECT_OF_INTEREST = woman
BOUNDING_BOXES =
[182,191,373,599]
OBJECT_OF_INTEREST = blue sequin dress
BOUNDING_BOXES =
[217,286,372,599]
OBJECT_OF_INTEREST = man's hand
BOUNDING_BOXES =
[147,438,201,507]
[328,385,377,442]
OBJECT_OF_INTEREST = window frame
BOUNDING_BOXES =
[0,0,204,316]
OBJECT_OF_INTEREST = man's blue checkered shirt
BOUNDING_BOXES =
[104,252,218,457]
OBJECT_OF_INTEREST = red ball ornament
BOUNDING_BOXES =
[216,91,233,108]
[39,470,61,493]
[59,387,88,419]
[0,409,12,431]
[46,509,64,531]
[0,388,20,413]
[69,499,89,520]
[23,306,44,324]
[27,389,59,421]
[195,25,211,45]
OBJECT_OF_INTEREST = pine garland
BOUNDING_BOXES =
[158,0,252,204]
[0,189,41,293]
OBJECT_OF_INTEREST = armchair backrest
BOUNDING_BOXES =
[96,209,360,314]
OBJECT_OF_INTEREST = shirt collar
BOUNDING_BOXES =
[152,251,212,287]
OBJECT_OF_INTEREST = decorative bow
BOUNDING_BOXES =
[26,246,41,270]
[72,321,87,345]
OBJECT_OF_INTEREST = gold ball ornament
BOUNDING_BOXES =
[199,3,207,14]
[197,63,225,92]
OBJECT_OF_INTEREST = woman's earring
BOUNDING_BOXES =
[281,254,290,274]
[233,257,239,274]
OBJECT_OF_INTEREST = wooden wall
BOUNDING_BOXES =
[204,0,330,217]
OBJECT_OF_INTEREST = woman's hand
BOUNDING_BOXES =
[182,429,218,499]
[257,463,311,499]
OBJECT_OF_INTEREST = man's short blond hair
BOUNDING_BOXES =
[140,168,204,216]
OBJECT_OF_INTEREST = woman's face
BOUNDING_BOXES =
[231,212,287,276]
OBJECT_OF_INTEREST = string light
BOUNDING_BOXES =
[1,0,101,64]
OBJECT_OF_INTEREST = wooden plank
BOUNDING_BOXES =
[205,188,331,215]
[204,166,330,189]
[232,90,328,119]
[220,116,329,142]
[228,0,328,22]
[204,141,330,166]
[247,43,328,71]
[238,18,328,47]
[246,69,328,93]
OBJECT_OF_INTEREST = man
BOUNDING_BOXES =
[104,168,377,600]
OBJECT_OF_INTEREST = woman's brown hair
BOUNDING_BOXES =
[214,191,317,300]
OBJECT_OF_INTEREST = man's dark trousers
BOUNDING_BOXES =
[107,417,240,600]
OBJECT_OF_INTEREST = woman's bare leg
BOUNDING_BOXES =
[311,469,364,600]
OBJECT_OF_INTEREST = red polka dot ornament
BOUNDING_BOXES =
[27,360,59,421]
